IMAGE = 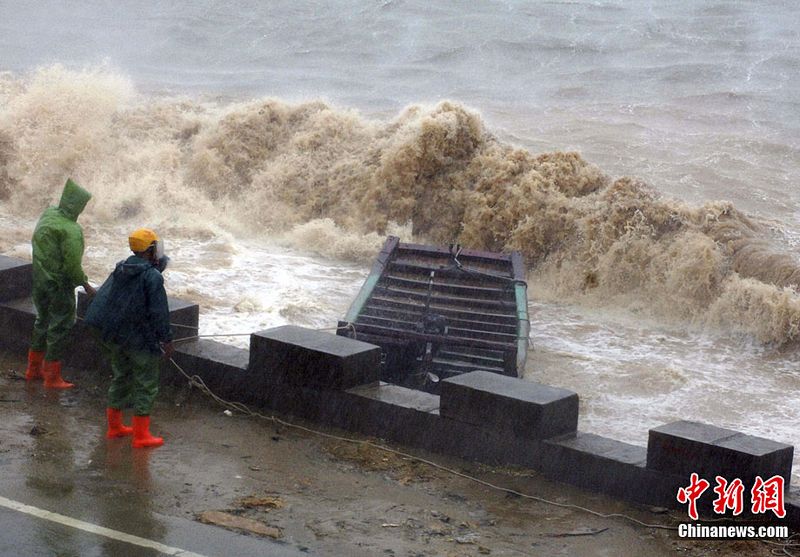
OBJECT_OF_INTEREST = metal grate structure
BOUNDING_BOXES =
[338,236,529,391]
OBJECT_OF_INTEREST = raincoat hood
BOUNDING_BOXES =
[58,178,91,221]
[115,255,153,278]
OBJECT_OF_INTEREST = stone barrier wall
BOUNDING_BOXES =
[0,254,796,528]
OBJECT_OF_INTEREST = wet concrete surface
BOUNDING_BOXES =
[0,374,303,556]
[0,351,778,557]
[0,504,301,557]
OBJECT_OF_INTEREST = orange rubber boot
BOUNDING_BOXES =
[106,408,133,438]
[25,349,45,381]
[132,415,163,448]
[42,360,74,389]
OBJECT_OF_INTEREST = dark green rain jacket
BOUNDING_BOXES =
[84,255,173,354]
[31,179,92,289]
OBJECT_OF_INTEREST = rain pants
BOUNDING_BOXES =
[84,255,172,415]
[30,179,91,361]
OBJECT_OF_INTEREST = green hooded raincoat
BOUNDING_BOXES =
[30,178,92,361]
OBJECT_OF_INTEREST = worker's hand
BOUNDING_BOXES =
[160,341,174,360]
[83,283,97,298]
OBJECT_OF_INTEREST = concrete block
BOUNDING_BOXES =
[0,297,36,352]
[0,296,100,372]
[62,319,105,373]
[170,339,250,401]
[0,255,32,302]
[785,489,800,528]
[249,325,380,391]
[433,413,542,468]
[0,290,198,370]
[647,421,794,488]
[540,433,647,494]
[440,370,578,439]
[260,383,331,421]
[341,382,441,441]
[332,382,541,468]
[348,382,440,413]
[163,297,200,341]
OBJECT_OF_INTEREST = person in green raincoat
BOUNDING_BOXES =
[26,178,95,389]
[84,228,173,448]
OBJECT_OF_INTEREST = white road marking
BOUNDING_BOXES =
[0,495,210,557]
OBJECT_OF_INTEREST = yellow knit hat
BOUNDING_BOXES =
[128,228,159,253]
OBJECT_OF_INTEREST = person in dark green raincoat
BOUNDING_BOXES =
[26,178,96,388]
[84,228,173,448]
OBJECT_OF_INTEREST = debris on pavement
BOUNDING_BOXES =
[237,495,284,510]
[198,510,283,539]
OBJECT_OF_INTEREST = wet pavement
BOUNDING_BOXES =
[0,351,778,557]
[0,375,304,557]
[0,503,301,557]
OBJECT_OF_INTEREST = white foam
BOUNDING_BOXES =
[530,301,800,482]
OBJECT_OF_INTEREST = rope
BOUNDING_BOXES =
[80,312,793,541]
[79,309,357,344]
[449,243,529,290]
[169,350,799,551]
[78,301,795,544]
[171,324,357,344]
[165,354,679,532]
[316,322,357,339]
[763,534,800,556]
[172,333,252,344]
[315,323,357,336]
[167,322,200,330]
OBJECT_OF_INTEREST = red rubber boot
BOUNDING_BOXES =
[132,415,163,448]
[25,349,45,381]
[106,408,133,438]
[42,360,74,389]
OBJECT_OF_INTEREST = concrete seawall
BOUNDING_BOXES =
[1,254,797,528]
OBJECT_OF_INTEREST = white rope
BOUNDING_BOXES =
[171,324,356,344]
